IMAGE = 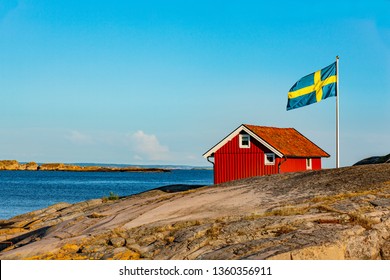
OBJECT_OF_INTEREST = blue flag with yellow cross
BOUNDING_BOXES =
[287,62,337,110]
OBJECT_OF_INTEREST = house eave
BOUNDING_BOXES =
[284,154,331,158]
[203,124,284,159]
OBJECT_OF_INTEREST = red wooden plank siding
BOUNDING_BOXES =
[279,157,322,173]
[214,134,279,184]
[215,152,265,184]
[205,124,328,184]
[280,158,306,173]
[312,158,322,170]
[213,134,324,184]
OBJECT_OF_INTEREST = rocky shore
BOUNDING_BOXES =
[0,160,169,172]
[2,164,390,259]
[353,153,390,165]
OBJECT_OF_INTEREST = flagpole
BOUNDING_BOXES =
[336,56,340,168]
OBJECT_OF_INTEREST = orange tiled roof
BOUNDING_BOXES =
[244,124,330,158]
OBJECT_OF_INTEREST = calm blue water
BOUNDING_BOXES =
[0,169,213,220]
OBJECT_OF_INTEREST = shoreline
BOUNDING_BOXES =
[0,160,170,173]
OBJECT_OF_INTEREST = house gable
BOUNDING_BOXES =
[203,124,284,159]
[214,132,278,156]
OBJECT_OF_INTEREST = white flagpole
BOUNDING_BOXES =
[336,56,340,168]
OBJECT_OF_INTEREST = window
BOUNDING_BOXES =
[265,153,275,165]
[239,134,250,148]
[306,158,312,170]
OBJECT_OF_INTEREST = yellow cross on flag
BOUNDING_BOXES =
[287,62,337,110]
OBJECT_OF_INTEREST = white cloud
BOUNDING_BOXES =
[128,130,171,161]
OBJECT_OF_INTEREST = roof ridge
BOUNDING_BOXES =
[243,124,294,130]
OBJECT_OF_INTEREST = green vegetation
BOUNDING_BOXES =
[103,192,120,202]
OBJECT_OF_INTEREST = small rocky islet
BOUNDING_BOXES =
[0,160,169,172]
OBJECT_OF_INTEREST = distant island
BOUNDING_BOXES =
[0,160,169,172]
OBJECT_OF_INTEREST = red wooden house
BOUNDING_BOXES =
[203,124,330,184]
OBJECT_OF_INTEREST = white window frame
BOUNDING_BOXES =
[306,158,312,170]
[239,134,250,148]
[264,153,275,165]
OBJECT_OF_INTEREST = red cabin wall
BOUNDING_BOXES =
[214,134,278,184]
[312,158,322,170]
[213,134,323,184]
[279,158,306,173]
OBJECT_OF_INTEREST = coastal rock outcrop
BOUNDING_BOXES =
[0,160,169,172]
[38,163,70,171]
[2,164,390,260]
[19,162,39,171]
[354,153,390,165]
[0,160,20,170]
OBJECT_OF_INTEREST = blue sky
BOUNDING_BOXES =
[1,0,389,167]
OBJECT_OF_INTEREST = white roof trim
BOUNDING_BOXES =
[203,124,283,158]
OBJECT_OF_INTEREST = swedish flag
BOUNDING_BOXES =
[287,62,337,110]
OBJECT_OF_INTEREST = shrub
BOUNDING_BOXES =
[103,192,119,202]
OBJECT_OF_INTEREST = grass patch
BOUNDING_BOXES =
[266,206,310,216]
[309,185,390,205]
[103,192,120,202]
[310,190,377,204]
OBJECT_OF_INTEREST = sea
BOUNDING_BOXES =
[0,168,213,220]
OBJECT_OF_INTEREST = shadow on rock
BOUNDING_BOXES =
[156,184,207,193]
[0,226,51,252]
